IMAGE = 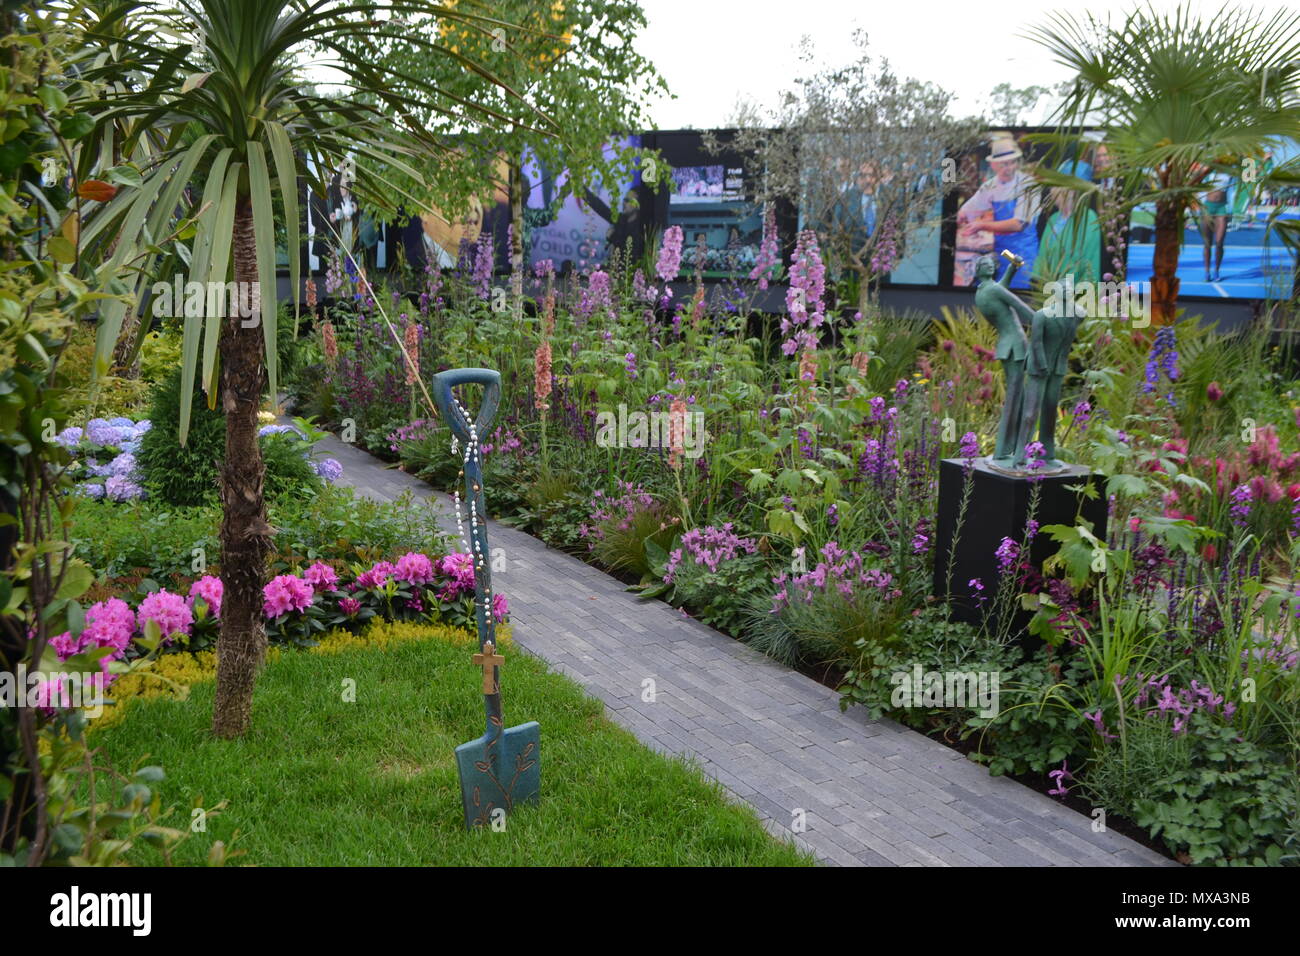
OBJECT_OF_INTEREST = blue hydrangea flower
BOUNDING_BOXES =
[259,424,302,439]
[314,458,343,482]
[55,426,84,448]
[85,418,125,447]
[108,452,139,479]
[77,482,106,499]
[104,475,145,501]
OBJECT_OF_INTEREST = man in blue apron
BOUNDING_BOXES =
[957,136,1041,289]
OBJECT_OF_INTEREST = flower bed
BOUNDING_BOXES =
[281,241,1300,866]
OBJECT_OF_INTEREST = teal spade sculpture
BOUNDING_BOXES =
[431,367,540,830]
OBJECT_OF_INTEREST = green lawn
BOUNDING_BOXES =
[91,628,813,866]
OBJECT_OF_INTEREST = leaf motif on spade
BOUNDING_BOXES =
[474,760,491,773]
[472,786,482,807]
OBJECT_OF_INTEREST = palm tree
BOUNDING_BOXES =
[83,0,549,737]
[1027,3,1300,325]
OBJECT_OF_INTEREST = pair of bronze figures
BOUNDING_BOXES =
[972,251,1081,473]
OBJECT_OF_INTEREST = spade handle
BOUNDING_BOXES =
[432,368,504,735]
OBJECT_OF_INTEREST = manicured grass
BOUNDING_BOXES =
[91,625,813,866]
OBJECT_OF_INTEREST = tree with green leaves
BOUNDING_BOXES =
[347,0,666,311]
[726,31,981,315]
[80,0,548,737]
[1028,3,1300,325]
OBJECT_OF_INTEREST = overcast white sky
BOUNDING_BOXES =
[633,0,1186,129]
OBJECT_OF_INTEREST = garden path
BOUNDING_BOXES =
[305,429,1174,868]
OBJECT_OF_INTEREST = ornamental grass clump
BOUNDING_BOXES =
[746,541,907,668]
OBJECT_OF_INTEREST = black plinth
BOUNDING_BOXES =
[933,458,1107,636]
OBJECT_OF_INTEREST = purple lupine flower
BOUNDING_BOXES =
[1229,483,1252,527]
[472,230,493,300]
[1141,326,1179,406]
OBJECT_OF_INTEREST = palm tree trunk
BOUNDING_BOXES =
[1150,198,1184,327]
[212,199,272,739]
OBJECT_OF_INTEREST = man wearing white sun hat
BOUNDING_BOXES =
[957,135,1041,289]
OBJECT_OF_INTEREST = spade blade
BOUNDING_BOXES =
[455,721,541,830]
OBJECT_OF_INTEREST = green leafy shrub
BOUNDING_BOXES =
[261,431,322,501]
[138,367,323,505]
[137,366,226,505]
[267,485,450,571]
[838,606,1021,734]
[70,498,219,580]
[1129,711,1298,866]
[965,648,1095,777]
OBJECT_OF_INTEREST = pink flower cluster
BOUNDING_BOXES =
[395,552,435,585]
[663,523,757,583]
[189,575,223,617]
[49,597,137,676]
[138,589,193,642]
[579,482,659,545]
[1120,673,1238,734]
[438,552,475,597]
[656,225,684,284]
[770,542,901,612]
[303,561,339,594]
[781,230,825,356]
[355,561,396,590]
[749,204,780,289]
[263,574,315,618]
[579,269,614,321]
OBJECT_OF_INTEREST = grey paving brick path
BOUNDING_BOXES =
[307,429,1174,868]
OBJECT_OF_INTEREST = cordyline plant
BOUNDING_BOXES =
[79,0,553,737]
[1027,2,1300,325]
[723,30,981,315]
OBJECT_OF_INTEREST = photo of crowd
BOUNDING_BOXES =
[670,164,727,202]
[665,163,760,278]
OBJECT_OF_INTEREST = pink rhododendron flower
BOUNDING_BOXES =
[303,561,339,594]
[137,589,193,642]
[355,561,396,590]
[394,552,435,585]
[262,574,315,618]
[493,593,509,623]
[338,597,361,616]
[82,597,136,651]
[188,575,223,618]
[439,553,475,593]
